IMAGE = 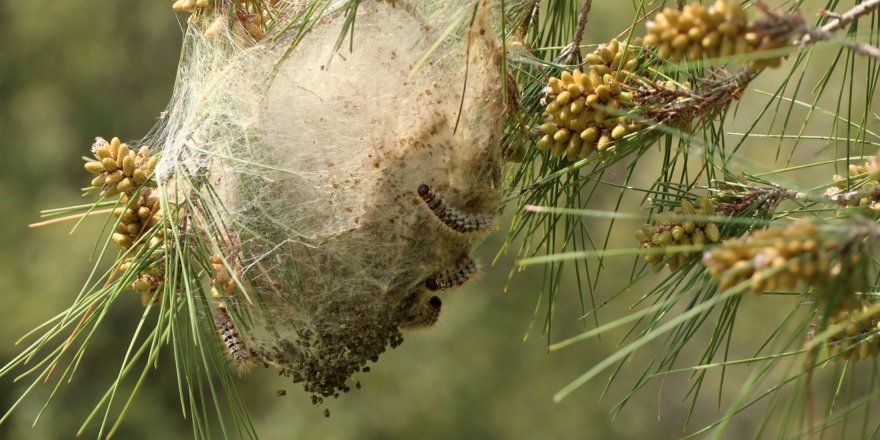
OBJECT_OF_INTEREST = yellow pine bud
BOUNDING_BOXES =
[705,223,721,242]
[112,233,132,249]
[132,278,152,292]
[85,161,105,174]
[569,114,587,132]
[682,220,696,233]
[553,129,571,143]
[145,156,159,174]
[595,85,611,102]
[608,39,619,56]
[102,186,120,198]
[550,142,566,158]
[599,47,614,64]
[540,122,557,135]
[117,144,130,165]
[717,22,738,36]
[106,170,124,185]
[579,142,595,159]
[702,31,720,49]
[123,155,135,177]
[559,107,573,124]
[196,0,208,6]
[173,0,196,12]
[565,138,581,161]
[126,223,141,235]
[611,125,627,140]
[536,135,553,151]
[121,208,138,223]
[94,146,112,160]
[556,91,571,106]
[680,200,696,216]
[117,178,133,194]
[147,195,160,210]
[577,74,592,93]
[584,53,603,65]
[687,26,705,41]
[657,43,672,60]
[672,226,684,241]
[671,34,690,50]
[560,71,574,85]
[692,228,706,245]
[102,158,119,172]
[566,83,582,99]
[91,175,106,187]
[597,135,613,152]
[700,197,716,216]
[133,169,148,185]
[109,137,121,156]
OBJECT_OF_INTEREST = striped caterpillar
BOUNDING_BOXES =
[213,303,252,368]
[417,184,492,233]
[425,255,478,291]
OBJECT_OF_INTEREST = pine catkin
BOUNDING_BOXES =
[536,39,642,161]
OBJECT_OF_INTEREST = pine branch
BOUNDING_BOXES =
[558,0,592,63]
[792,0,880,60]
[796,0,880,45]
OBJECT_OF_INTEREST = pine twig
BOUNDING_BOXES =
[794,0,880,59]
[797,0,880,43]
[558,0,592,63]
[800,26,880,60]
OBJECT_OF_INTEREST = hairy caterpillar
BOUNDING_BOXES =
[417,184,493,233]
[425,255,479,291]
[213,303,251,368]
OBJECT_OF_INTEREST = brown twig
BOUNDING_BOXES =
[801,26,880,60]
[558,0,592,63]
[794,0,880,59]
[804,0,880,40]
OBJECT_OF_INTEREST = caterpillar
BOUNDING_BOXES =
[213,303,251,367]
[417,184,492,233]
[425,255,478,291]
[399,296,443,328]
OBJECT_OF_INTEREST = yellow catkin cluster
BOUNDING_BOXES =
[826,301,880,361]
[113,188,175,306]
[536,39,641,161]
[636,198,722,271]
[131,267,166,306]
[210,254,241,297]
[702,221,832,292]
[84,137,158,198]
[644,1,781,68]
[827,157,880,212]
[111,188,165,251]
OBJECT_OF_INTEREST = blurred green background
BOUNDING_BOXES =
[0,1,868,439]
